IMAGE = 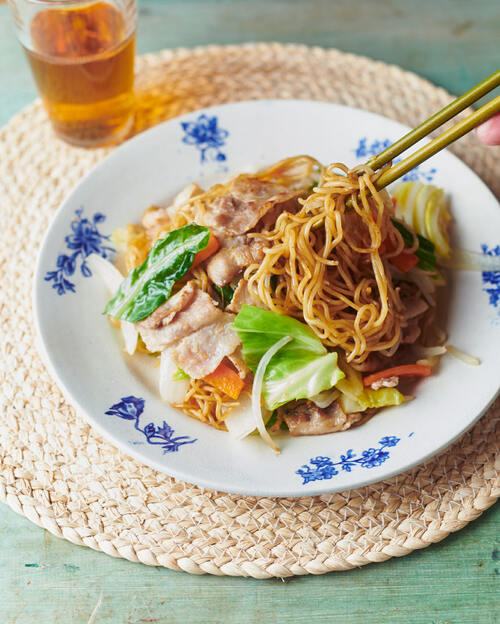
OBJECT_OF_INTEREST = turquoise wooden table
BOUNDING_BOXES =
[1,1,499,622]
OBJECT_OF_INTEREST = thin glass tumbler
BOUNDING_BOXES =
[8,0,137,147]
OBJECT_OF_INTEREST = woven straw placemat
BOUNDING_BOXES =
[0,44,499,578]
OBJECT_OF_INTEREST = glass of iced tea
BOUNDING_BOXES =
[9,0,137,147]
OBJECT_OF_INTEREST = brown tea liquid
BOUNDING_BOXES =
[25,2,135,146]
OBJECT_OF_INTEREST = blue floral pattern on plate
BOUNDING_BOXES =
[354,137,437,182]
[481,244,500,310]
[105,396,196,453]
[296,436,401,484]
[45,208,114,295]
[181,114,229,163]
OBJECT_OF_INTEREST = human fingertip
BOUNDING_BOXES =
[475,115,500,146]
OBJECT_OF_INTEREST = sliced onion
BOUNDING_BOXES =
[416,356,440,368]
[86,253,123,292]
[251,336,292,452]
[413,345,447,357]
[121,321,139,355]
[407,269,436,307]
[440,248,500,272]
[86,253,138,355]
[159,350,190,404]
[445,345,480,366]
[224,394,254,439]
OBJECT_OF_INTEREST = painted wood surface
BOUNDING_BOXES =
[2,502,499,624]
[1,1,499,622]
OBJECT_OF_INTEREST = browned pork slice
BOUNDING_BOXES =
[206,236,266,286]
[194,176,302,237]
[399,287,432,345]
[278,400,363,436]
[351,353,385,373]
[171,313,241,378]
[137,282,222,352]
[226,279,264,314]
[402,297,429,321]
[401,321,422,344]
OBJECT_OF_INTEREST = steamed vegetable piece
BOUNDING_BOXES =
[104,224,210,322]
[363,364,431,387]
[251,335,292,451]
[191,231,220,268]
[392,181,451,258]
[440,247,500,272]
[213,284,235,308]
[233,306,345,410]
[204,360,245,400]
[389,250,419,273]
[86,254,138,355]
[336,360,404,413]
[224,394,254,438]
[173,367,190,381]
[339,388,405,414]
[391,219,437,272]
[159,350,190,404]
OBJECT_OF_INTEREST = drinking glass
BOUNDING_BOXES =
[9,0,137,147]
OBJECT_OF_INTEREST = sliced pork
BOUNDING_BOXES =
[226,279,264,314]
[138,282,197,330]
[398,285,431,345]
[142,183,203,239]
[278,400,363,436]
[401,321,422,345]
[194,176,302,237]
[137,282,222,352]
[206,236,266,286]
[171,313,241,378]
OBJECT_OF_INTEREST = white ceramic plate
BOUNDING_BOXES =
[34,100,500,497]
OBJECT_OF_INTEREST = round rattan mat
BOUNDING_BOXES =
[0,44,499,578]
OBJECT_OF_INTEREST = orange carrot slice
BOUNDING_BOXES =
[204,360,245,400]
[390,251,419,272]
[192,232,219,268]
[363,364,431,387]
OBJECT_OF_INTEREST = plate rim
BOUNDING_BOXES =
[33,98,500,497]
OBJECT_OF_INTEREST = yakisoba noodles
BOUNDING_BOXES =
[245,163,417,364]
[101,155,461,443]
[175,378,243,430]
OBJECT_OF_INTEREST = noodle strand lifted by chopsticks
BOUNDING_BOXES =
[245,163,409,365]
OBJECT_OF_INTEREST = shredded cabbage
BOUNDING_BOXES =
[233,306,345,409]
[392,181,451,258]
[339,387,404,414]
[336,360,404,413]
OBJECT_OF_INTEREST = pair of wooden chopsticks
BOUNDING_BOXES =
[370,68,500,189]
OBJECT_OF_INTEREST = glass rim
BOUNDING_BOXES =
[12,0,135,5]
